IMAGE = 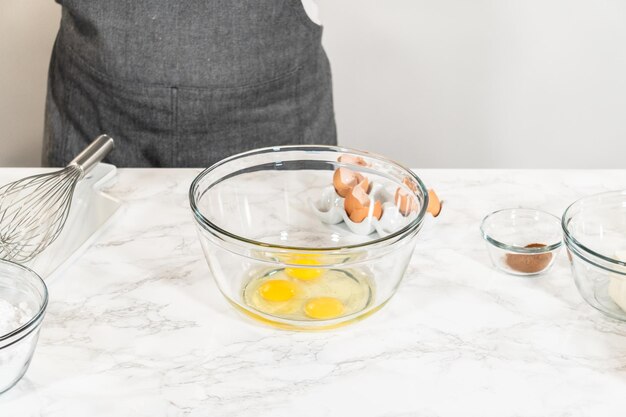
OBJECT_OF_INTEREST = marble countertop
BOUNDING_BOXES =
[1,168,626,417]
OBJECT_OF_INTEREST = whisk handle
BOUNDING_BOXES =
[69,134,115,177]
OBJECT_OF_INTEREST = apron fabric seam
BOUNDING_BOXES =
[174,65,305,92]
[59,44,170,98]
[171,87,178,166]
[60,47,72,165]
[296,64,305,145]
[60,39,305,92]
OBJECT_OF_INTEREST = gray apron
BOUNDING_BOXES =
[43,0,337,167]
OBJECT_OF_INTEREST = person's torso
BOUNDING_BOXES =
[56,0,323,87]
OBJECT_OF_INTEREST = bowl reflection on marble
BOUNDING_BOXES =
[480,208,562,276]
[189,145,428,330]
[562,190,626,322]
[0,260,48,394]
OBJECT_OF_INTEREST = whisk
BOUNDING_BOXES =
[0,135,115,262]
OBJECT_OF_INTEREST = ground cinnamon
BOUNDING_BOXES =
[505,243,552,274]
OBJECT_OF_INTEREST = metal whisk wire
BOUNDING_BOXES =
[0,135,115,262]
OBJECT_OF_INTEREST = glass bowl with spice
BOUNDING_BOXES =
[480,208,562,276]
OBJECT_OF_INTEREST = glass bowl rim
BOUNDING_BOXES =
[189,145,429,251]
[480,208,563,253]
[564,234,626,276]
[0,259,48,344]
[562,189,626,268]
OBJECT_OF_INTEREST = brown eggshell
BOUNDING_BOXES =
[402,177,418,193]
[344,184,370,215]
[355,175,369,193]
[348,206,370,223]
[394,188,418,217]
[333,168,358,197]
[427,189,442,217]
[338,155,369,167]
[348,200,383,223]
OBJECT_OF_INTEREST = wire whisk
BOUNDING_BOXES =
[0,135,115,262]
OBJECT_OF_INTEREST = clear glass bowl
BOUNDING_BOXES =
[562,190,626,321]
[480,208,562,276]
[0,260,48,394]
[190,146,428,330]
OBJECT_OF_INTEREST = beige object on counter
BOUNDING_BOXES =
[608,250,626,313]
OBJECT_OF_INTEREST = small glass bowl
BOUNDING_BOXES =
[480,208,562,276]
[0,259,48,394]
[562,190,626,321]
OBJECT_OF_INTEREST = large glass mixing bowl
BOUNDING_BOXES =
[190,146,428,330]
[0,260,48,393]
[562,190,626,321]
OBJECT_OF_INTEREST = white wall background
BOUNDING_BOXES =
[0,0,59,166]
[1,0,626,167]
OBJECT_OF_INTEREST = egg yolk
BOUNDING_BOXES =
[304,297,345,319]
[258,280,297,302]
[284,256,324,281]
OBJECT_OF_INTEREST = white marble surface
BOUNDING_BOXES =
[1,168,626,417]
